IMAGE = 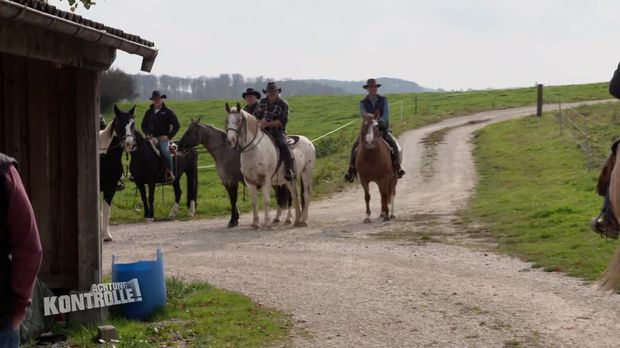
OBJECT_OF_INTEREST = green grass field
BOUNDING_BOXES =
[107,82,610,224]
[63,278,290,347]
[466,101,620,280]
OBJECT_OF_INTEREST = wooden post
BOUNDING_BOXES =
[536,84,543,116]
[414,96,418,115]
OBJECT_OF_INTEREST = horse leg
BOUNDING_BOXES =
[300,168,312,225]
[226,184,240,228]
[147,182,156,221]
[137,182,150,221]
[390,178,397,220]
[273,186,285,224]
[361,180,371,223]
[262,179,272,228]
[185,161,198,218]
[169,180,181,219]
[289,181,304,227]
[379,181,390,222]
[248,184,260,228]
[101,192,113,242]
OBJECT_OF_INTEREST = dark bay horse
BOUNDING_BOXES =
[115,106,198,221]
[355,113,398,223]
[178,119,293,227]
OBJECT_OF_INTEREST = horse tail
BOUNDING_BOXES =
[275,185,290,209]
[600,245,620,292]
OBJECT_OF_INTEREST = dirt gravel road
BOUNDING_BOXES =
[104,101,620,348]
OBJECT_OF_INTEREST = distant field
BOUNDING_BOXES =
[107,82,610,223]
[465,101,620,281]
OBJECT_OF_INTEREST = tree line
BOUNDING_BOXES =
[132,73,348,101]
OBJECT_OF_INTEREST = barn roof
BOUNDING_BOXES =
[0,0,158,72]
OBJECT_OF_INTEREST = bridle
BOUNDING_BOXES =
[227,112,265,153]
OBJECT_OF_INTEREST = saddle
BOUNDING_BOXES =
[146,137,178,157]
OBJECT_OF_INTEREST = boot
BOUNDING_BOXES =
[344,166,356,182]
[392,155,405,179]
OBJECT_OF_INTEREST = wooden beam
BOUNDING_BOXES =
[0,19,116,71]
[75,68,101,291]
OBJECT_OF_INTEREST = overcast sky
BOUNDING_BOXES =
[56,0,620,90]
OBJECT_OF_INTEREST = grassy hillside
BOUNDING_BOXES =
[107,82,610,223]
[466,101,620,280]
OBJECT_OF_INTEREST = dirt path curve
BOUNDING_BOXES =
[105,101,620,348]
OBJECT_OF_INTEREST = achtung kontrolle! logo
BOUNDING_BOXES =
[44,279,142,316]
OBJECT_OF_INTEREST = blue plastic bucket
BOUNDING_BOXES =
[111,249,167,320]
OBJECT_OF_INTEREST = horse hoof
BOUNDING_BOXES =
[103,237,113,243]
[284,220,292,225]
[383,217,391,222]
[363,218,372,224]
[262,224,272,229]
[294,221,308,227]
[251,224,260,229]
[390,215,396,220]
[227,222,237,228]
[145,218,154,223]
[272,218,280,224]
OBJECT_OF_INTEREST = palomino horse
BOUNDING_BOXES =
[225,103,315,228]
[356,113,398,223]
[115,106,198,222]
[178,119,294,227]
[600,148,620,291]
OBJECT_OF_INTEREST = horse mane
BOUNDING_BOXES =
[99,119,115,151]
[202,123,228,142]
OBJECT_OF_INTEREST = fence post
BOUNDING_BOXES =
[584,113,593,171]
[400,100,404,121]
[536,84,543,116]
[414,96,418,115]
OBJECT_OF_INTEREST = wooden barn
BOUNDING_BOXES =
[0,0,157,301]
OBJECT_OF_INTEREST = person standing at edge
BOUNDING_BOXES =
[141,91,180,184]
[0,153,42,348]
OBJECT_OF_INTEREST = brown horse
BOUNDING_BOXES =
[600,149,620,291]
[355,113,398,223]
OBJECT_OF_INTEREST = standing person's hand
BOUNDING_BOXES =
[159,135,169,141]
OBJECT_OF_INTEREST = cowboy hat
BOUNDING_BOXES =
[149,90,167,100]
[363,78,382,89]
[263,81,282,93]
[242,88,261,99]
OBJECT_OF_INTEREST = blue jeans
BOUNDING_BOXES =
[0,326,19,348]
[158,139,173,171]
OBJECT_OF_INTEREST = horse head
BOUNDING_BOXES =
[178,117,203,151]
[225,102,243,148]
[113,104,137,153]
[361,113,380,149]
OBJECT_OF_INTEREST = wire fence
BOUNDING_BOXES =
[548,93,608,170]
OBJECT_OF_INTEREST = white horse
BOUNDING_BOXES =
[225,103,315,228]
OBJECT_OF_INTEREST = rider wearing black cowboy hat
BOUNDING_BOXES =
[344,78,405,182]
[242,88,261,115]
[141,90,180,183]
[252,82,296,182]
